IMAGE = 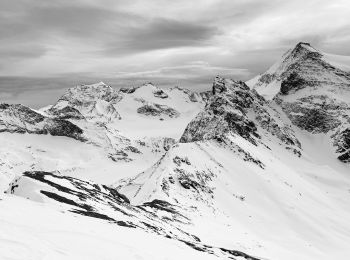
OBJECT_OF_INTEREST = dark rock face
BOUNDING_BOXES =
[332,128,350,163]
[189,93,198,102]
[199,90,212,103]
[163,137,176,151]
[180,76,301,155]
[0,103,85,141]
[173,156,191,167]
[120,87,137,94]
[212,76,228,94]
[257,73,275,86]
[137,104,180,118]
[45,119,85,141]
[280,72,306,95]
[178,173,211,192]
[48,106,85,120]
[278,97,343,133]
[172,163,214,196]
[153,89,168,99]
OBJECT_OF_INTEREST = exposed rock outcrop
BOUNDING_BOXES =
[137,103,180,118]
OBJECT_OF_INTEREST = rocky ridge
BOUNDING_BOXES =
[0,103,85,141]
[180,76,301,155]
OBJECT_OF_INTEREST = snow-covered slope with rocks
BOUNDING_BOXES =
[1,43,350,260]
[0,82,205,192]
[3,171,262,260]
[247,42,350,163]
[117,76,350,259]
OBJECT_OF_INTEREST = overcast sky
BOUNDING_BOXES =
[1,0,350,108]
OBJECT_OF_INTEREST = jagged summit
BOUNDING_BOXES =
[297,42,311,46]
[294,42,316,51]
[180,76,301,156]
[46,82,121,125]
[286,42,319,61]
[57,82,119,106]
[212,75,248,95]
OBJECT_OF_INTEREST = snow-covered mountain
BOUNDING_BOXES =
[247,42,350,163]
[0,103,85,140]
[116,76,350,259]
[1,43,350,260]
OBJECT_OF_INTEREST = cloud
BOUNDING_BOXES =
[114,61,248,82]
[0,0,350,107]
[0,44,48,59]
[104,18,220,54]
[0,61,249,108]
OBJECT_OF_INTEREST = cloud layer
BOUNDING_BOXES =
[0,0,350,107]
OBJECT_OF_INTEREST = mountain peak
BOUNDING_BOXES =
[58,82,118,105]
[246,42,341,99]
[295,42,311,48]
[77,81,111,91]
[247,43,350,162]
[286,42,320,61]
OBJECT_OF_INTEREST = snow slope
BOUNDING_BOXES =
[0,195,225,260]
[118,136,350,259]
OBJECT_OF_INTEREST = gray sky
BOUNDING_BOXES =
[1,0,350,108]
